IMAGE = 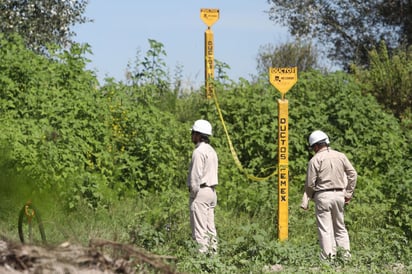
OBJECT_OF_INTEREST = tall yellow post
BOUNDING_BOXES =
[277,100,289,241]
[205,29,214,99]
[200,8,219,99]
[269,67,298,241]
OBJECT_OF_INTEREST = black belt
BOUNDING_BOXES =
[316,188,343,193]
[200,184,215,189]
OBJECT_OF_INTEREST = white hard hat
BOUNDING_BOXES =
[191,120,212,136]
[308,130,330,147]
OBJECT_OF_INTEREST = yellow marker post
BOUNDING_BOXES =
[205,29,214,99]
[269,67,298,241]
[277,101,288,241]
[201,8,219,99]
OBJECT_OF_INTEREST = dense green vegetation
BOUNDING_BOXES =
[0,35,411,273]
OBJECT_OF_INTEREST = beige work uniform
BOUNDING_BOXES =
[304,147,357,260]
[187,142,218,253]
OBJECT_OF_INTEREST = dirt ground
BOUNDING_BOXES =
[0,237,178,274]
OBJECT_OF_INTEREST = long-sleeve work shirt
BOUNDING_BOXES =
[187,142,218,196]
[305,147,357,200]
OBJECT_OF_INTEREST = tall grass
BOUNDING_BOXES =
[1,179,410,273]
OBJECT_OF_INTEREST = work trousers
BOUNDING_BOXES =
[314,190,350,260]
[189,187,217,253]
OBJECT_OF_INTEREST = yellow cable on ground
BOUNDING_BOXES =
[211,87,277,182]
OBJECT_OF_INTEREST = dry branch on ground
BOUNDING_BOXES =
[0,238,178,274]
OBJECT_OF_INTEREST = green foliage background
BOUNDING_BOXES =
[0,35,411,273]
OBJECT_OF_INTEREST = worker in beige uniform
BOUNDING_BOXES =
[187,120,218,253]
[301,130,357,260]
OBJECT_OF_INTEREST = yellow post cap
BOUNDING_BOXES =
[200,8,220,27]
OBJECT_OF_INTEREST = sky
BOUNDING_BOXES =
[73,0,290,86]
